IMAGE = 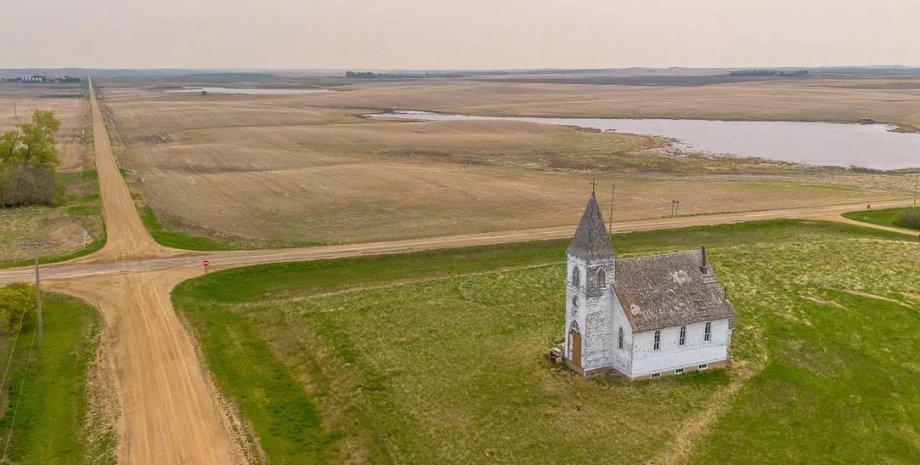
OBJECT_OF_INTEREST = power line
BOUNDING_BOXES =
[0,300,32,409]
[1,326,37,460]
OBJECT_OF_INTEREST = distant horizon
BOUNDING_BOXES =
[3,0,918,69]
[2,65,919,73]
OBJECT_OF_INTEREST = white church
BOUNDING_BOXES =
[563,193,737,380]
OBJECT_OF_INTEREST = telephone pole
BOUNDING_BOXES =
[20,241,50,347]
[608,183,616,236]
[914,173,918,209]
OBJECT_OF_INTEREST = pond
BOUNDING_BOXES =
[165,86,335,95]
[372,111,920,170]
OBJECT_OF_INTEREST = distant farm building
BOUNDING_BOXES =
[563,193,736,380]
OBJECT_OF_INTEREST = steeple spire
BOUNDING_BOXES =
[567,192,616,260]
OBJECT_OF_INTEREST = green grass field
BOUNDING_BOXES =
[172,219,919,464]
[843,206,920,231]
[0,292,113,464]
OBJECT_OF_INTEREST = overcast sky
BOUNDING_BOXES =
[2,0,917,69]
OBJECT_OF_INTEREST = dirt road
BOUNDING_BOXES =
[40,82,246,465]
[79,83,183,263]
[0,81,915,465]
[46,270,246,465]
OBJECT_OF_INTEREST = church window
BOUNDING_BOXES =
[571,296,579,308]
[704,322,712,342]
[618,327,624,349]
[653,330,661,350]
[596,268,607,287]
[571,267,580,287]
[679,326,686,346]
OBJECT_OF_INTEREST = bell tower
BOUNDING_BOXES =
[564,192,617,375]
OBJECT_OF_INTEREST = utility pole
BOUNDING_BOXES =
[914,172,918,209]
[608,183,616,236]
[12,101,16,118]
[20,241,50,347]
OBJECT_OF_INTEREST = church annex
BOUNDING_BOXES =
[564,193,737,380]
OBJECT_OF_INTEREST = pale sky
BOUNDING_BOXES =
[2,0,918,69]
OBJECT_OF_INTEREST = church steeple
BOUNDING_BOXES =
[567,193,616,260]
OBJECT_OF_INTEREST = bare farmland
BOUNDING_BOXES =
[99,81,912,246]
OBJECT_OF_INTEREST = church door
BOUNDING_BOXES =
[571,331,582,369]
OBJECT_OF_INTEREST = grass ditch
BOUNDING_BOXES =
[0,292,114,464]
[173,219,913,463]
[843,206,920,231]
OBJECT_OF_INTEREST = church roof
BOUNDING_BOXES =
[614,250,736,332]
[567,193,616,260]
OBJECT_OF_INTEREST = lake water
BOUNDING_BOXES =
[166,86,335,95]
[372,111,920,170]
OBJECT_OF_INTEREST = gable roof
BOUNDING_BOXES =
[614,250,736,332]
[567,193,616,260]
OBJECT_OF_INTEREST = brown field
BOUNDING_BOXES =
[0,84,100,264]
[97,78,917,246]
[303,77,920,128]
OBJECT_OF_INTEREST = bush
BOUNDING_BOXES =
[0,283,36,335]
[897,209,920,230]
[0,164,57,206]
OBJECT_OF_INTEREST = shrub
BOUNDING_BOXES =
[897,208,920,230]
[0,283,36,335]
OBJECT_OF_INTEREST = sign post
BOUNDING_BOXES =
[203,260,210,274]
[81,230,88,249]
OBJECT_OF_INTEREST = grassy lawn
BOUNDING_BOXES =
[172,219,917,464]
[843,206,920,231]
[0,292,112,464]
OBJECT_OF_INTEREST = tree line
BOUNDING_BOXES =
[0,110,62,207]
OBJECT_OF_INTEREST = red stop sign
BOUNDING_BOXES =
[202,260,210,267]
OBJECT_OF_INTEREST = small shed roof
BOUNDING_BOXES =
[614,249,736,332]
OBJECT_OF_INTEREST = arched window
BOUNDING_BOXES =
[704,322,712,342]
[653,330,661,350]
[679,326,686,346]
[596,267,607,288]
[618,327,624,349]
[571,266,580,287]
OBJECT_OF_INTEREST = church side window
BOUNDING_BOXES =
[596,268,607,287]
[704,322,712,342]
[571,267,580,287]
[653,330,661,350]
[679,326,686,346]
[618,327,624,349]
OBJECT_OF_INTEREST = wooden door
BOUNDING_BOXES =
[571,332,582,369]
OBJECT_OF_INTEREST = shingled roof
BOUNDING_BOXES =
[567,193,616,260]
[614,250,736,332]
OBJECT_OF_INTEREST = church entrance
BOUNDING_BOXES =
[570,330,582,369]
